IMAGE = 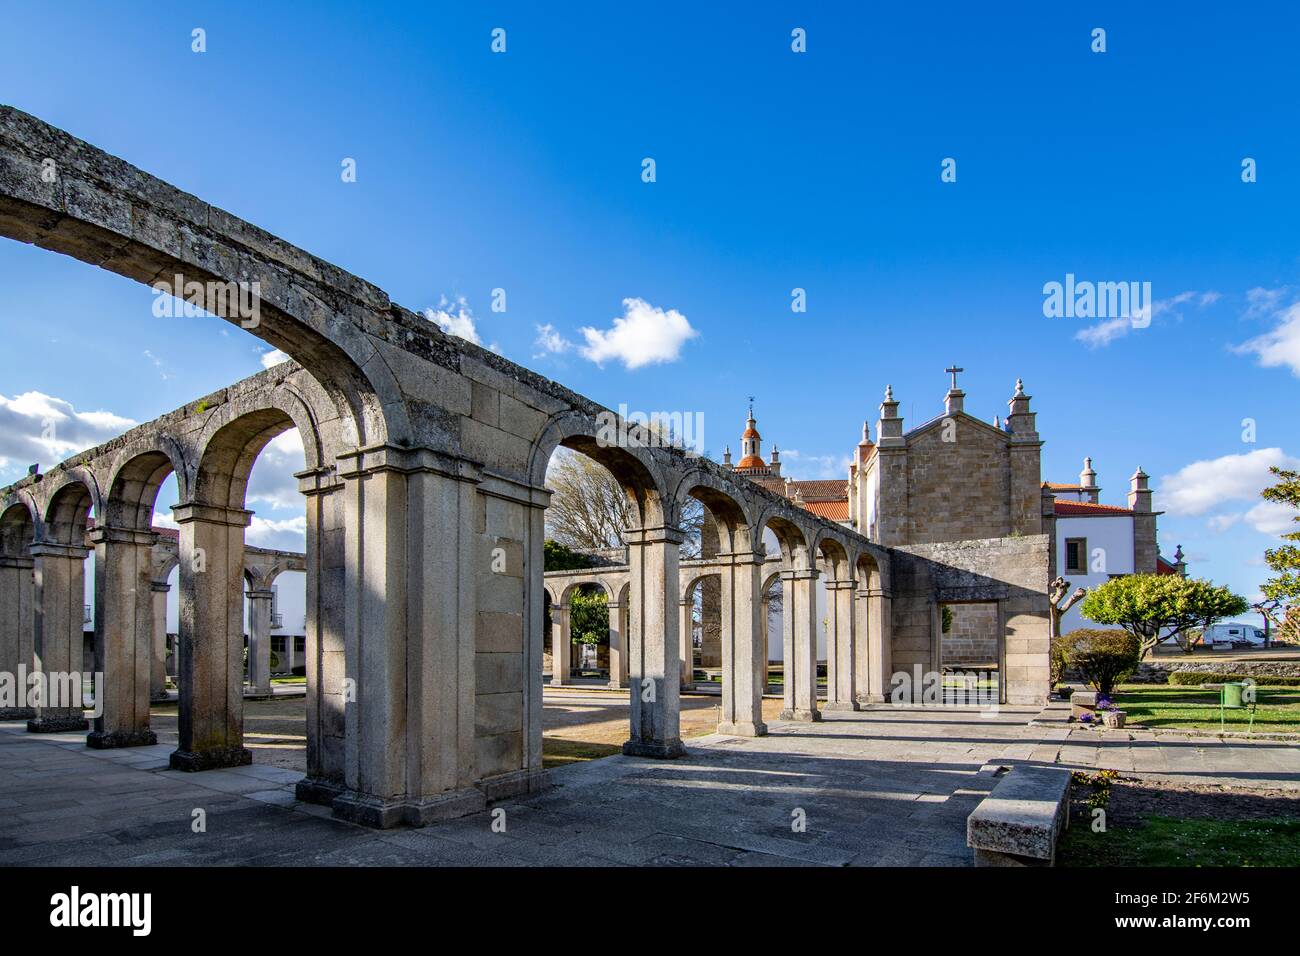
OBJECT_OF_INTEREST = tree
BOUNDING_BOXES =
[569,587,609,646]
[1059,628,1141,696]
[1260,466,1300,644]
[1049,576,1087,640]
[544,448,706,557]
[543,540,595,572]
[1080,574,1249,658]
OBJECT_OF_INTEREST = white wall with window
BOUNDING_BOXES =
[1056,514,1134,634]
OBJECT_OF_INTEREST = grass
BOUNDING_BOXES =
[1059,815,1300,866]
[271,676,306,685]
[1111,684,1300,732]
[542,738,621,768]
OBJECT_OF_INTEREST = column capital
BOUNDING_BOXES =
[336,444,484,484]
[295,466,344,498]
[150,580,172,593]
[246,588,275,600]
[624,525,686,547]
[29,542,91,560]
[789,567,820,581]
[171,502,253,528]
[824,578,857,591]
[0,555,34,569]
[715,548,765,567]
[87,525,157,547]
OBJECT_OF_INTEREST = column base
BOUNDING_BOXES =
[778,709,822,722]
[332,786,486,829]
[0,707,36,720]
[857,693,888,705]
[87,729,158,749]
[606,680,626,690]
[821,701,861,712]
[622,738,687,759]
[169,746,252,771]
[295,775,347,807]
[549,677,568,687]
[243,689,274,701]
[27,715,89,733]
[717,720,767,737]
[477,767,550,802]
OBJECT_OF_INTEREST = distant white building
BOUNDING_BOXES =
[1045,457,1185,635]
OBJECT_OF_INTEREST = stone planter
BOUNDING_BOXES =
[1101,710,1126,729]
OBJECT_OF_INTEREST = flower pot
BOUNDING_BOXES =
[1101,710,1127,728]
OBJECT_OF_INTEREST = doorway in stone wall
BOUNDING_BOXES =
[938,601,1003,705]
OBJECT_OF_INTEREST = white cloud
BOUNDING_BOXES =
[781,449,852,480]
[533,323,573,358]
[1075,316,1130,348]
[1243,499,1296,536]
[1234,301,1300,377]
[578,297,698,370]
[1074,289,1217,349]
[0,392,136,475]
[424,296,481,345]
[246,428,306,511]
[246,514,307,549]
[260,348,290,369]
[1244,286,1286,320]
[1158,448,1299,527]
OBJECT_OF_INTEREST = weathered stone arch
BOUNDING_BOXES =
[671,467,757,551]
[103,441,186,532]
[40,469,100,545]
[0,497,37,555]
[753,509,810,566]
[0,105,404,451]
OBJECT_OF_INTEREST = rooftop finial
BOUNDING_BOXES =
[884,384,894,401]
[747,395,754,420]
[1014,377,1026,397]
[945,364,964,390]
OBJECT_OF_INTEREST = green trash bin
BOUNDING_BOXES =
[1222,682,1246,709]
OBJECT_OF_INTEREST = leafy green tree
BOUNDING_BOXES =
[1080,574,1248,658]
[569,587,609,646]
[544,539,595,572]
[1260,467,1300,644]
[1059,628,1141,696]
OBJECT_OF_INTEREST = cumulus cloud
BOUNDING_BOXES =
[245,428,306,511]
[1075,316,1130,348]
[424,296,481,345]
[578,297,698,370]
[533,323,573,358]
[1160,447,1299,538]
[246,514,308,549]
[0,392,136,477]
[260,348,290,369]
[1234,301,1300,377]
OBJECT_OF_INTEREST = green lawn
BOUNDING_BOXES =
[271,676,306,685]
[1112,684,1300,732]
[1060,815,1300,866]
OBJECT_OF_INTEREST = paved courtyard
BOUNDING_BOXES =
[2,700,1298,867]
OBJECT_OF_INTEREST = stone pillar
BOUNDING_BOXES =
[781,566,821,721]
[549,603,571,685]
[718,549,766,736]
[780,570,795,717]
[87,526,157,748]
[861,588,893,703]
[823,580,859,711]
[623,525,685,758]
[606,600,626,688]
[246,587,274,697]
[150,581,170,702]
[27,543,91,732]
[296,470,347,808]
[0,554,36,719]
[679,597,693,689]
[327,448,484,828]
[170,502,252,770]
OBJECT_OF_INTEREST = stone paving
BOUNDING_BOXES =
[2,704,1297,867]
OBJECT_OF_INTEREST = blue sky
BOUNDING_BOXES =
[1,1,1297,608]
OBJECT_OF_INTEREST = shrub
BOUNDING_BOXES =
[1061,628,1141,696]
[1050,632,1073,685]
[1168,671,1300,687]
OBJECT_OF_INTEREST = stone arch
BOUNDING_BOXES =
[671,467,756,552]
[40,469,100,545]
[0,105,406,450]
[0,498,37,556]
[753,509,811,567]
[814,535,851,581]
[103,440,187,533]
[528,410,670,530]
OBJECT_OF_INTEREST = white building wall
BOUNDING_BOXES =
[1056,514,1134,634]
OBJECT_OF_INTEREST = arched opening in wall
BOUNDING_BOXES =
[938,601,1002,706]
[562,581,612,681]
[760,571,783,694]
[681,573,721,688]
[0,502,37,718]
[44,481,96,690]
[756,516,814,703]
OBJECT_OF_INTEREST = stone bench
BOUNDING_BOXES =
[967,766,1072,866]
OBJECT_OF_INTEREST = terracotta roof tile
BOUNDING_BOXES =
[1054,501,1133,516]
[787,479,848,499]
[801,500,849,520]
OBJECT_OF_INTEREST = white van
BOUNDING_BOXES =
[1201,623,1266,648]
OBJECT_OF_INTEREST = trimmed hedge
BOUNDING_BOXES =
[1061,628,1142,696]
[1168,671,1300,688]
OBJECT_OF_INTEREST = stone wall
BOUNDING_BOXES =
[890,534,1051,705]
[942,602,999,666]
[1123,658,1300,684]
[905,421,1012,544]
